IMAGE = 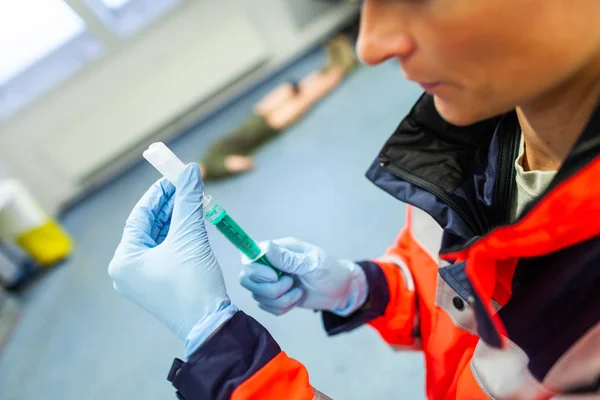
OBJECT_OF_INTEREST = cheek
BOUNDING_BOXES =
[420,22,538,122]
[423,22,517,91]
[420,0,536,82]
[424,35,517,124]
[419,0,591,120]
[411,0,600,124]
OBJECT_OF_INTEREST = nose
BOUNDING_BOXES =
[356,2,416,66]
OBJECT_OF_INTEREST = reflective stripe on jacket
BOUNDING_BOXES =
[167,94,600,399]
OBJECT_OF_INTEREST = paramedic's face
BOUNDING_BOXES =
[357,0,600,125]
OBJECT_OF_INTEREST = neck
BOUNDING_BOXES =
[517,62,600,172]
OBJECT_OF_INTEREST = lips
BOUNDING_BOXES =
[403,66,444,93]
[417,82,441,92]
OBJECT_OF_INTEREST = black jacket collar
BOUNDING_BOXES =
[367,93,600,240]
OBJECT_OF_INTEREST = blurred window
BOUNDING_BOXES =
[100,0,132,9]
[0,0,186,119]
[0,0,103,118]
[87,0,184,37]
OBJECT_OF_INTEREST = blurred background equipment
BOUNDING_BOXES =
[0,286,20,352]
[0,241,39,289]
[0,230,25,355]
[0,178,72,267]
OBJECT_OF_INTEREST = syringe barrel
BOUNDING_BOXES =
[201,195,223,223]
[202,196,260,257]
[214,215,262,261]
[203,197,282,276]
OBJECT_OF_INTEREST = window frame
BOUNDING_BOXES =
[0,0,188,120]
[84,0,185,38]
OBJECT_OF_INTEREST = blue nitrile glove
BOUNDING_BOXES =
[239,238,368,316]
[108,163,237,358]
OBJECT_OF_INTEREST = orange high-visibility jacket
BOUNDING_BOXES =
[167,94,600,399]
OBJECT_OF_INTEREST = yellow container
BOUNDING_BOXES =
[16,219,72,267]
[0,179,72,267]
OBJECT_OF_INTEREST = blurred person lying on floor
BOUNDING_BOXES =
[198,34,357,181]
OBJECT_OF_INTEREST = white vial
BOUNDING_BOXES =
[143,142,210,212]
[142,142,186,185]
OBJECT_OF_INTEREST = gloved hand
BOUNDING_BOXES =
[108,163,237,357]
[239,238,368,316]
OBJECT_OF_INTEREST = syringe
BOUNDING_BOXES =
[142,142,282,277]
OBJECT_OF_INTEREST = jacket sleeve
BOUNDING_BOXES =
[167,311,329,400]
[322,221,420,348]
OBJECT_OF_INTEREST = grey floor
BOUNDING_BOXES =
[0,47,426,399]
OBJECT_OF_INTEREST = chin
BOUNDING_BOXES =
[433,95,494,127]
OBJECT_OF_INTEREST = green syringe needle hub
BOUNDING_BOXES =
[203,196,282,277]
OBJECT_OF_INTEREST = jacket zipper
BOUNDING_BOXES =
[491,125,520,228]
[379,115,520,244]
[379,160,483,236]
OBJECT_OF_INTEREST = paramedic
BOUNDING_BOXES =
[108,0,600,398]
